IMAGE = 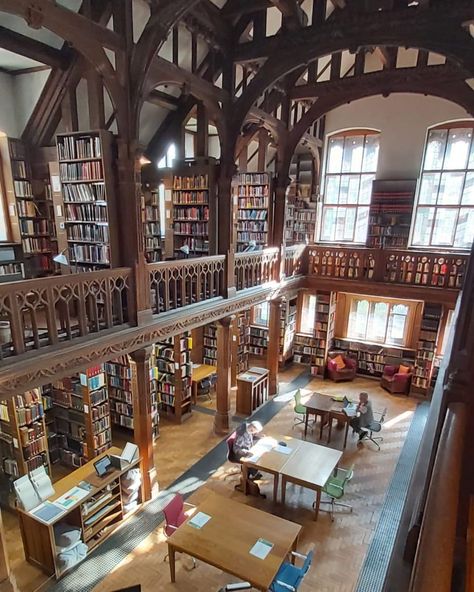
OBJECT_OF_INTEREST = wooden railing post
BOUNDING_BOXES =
[129,347,159,502]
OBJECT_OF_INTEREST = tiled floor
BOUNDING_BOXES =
[2,369,417,592]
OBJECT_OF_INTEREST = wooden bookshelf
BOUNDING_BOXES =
[285,203,295,244]
[233,172,272,252]
[237,311,251,373]
[249,325,268,357]
[412,303,442,396]
[143,185,162,263]
[55,130,119,271]
[367,180,416,249]
[0,243,24,283]
[312,292,337,376]
[293,334,317,366]
[151,333,192,423]
[172,158,217,257]
[0,388,50,509]
[203,323,217,366]
[279,297,297,367]
[292,201,316,244]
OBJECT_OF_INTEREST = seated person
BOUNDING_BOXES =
[233,421,263,480]
[350,392,374,442]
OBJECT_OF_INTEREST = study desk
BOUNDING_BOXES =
[303,393,352,448]
[280,441,342,520]
[167,492,302,591]
[191,363,217,404]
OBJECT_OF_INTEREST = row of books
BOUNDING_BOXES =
[238,210,267,220]
[69,243,110,264]
[144,206,160,221]
[237,232,267,242]
[110,412,133,429]
[110,401,133,416]
[19,219,52,235]
[90,401,110,422]
[174,238,209,251]
[14,180,33,197]
[67,224,110,243]
[173,206,209,220]
[109,387,132,404]
[65,203,108,222]
[17,200,38,217]
[173,174,208,190]
[172,191,209,204]
[14,403,44,427]
[11,160,27,178]
[18,422,45,446]
[238,197,268,209]
[174,222,208,235]
[234,173,269,185]
[58,135,102,160]
[63,182,106,203]
[238,221,268,232]
[22,237,52,254]
[234,185,269,197]
[93,429,112,449]
[145,237,161,250]
[22,436,47,460]
[60,161,103,182]
[92,415,111,436]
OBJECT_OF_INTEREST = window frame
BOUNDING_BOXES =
[410,120,474,251]
[342,294,416,348]
[297,292,317,336]
[252,302,270,327]
[317,128,380,245]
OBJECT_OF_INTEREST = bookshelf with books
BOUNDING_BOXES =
[143,186,162,263]
[293,334,318,366]
[412,303,442,396]
[312,292,337,376]
[172,158,217,257]
[237,311,251,373]
[202,323,217,366]
[233,172,272,252]
[0,388,50,509]
[285,203,295,244]
[366,180,416,249]
[151,333,192,423]
[292,201,317,245]
[249,325,269,357]
[55,130,119,271]
[0,243,24,283]
[279,297,298,367]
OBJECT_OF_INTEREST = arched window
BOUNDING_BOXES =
[411,122,474,250]
[319,130,380,244]
[157,143,176,169]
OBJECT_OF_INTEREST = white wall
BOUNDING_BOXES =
[0,72,18,137]
[324,94,470,180]
[12,69,50,134]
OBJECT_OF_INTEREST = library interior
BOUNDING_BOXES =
[0,2,473,592]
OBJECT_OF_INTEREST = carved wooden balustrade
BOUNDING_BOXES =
[234,247,280,291]
[0,268,134,360]
[148,256,226,314]
[307,245,469,290]
[284,244,307,278]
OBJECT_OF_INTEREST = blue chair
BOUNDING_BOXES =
[270,550,314,591]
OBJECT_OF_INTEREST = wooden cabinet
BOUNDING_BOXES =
[236,367,269,416]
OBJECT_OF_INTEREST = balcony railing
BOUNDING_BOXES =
[307,245,468,290]
[234,247,280,291]
[284,244,307,278]
[0,268,134,360]
[148,256,225,314]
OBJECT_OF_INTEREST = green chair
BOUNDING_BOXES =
[293,389,312,431]
[317,465,354,521]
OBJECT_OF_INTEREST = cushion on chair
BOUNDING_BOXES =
[398,364,411,374]
[333,355,346,370]
[383,365,397,377]
[369,421,382,433]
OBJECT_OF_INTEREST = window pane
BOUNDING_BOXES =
[327,137,344,173]
[339,175,359,204]
[412,207,435,245]
[362,135,379,172]
[354,207,369,243]
[431,208,457,246]
[454,208,474,249]
[367,301,388,343]
[348,299,369,339]
[424,129,447,170]
[325,176,340,204]
[438,172,464,205]
[387,304,408,345]
[300,294,316,334]
[444,128,471,170]
[321,207,336,241]
[462,172,474,205]
[359,174,374,204]
[419,173,440,204]
[334,207,355,242]
[254,302,269,326]
[342,135,364,173]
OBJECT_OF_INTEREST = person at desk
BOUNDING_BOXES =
[350,392,374,442]
[233,421,263,480]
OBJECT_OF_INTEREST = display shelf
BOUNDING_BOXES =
[55,130,119,271]
[172,158,217,257]
[233,172,271,251]
[367,180,416,249]
[249,325,268,357]
[0,243,24,283]
[412,303,442,396]
[105,357,134,431]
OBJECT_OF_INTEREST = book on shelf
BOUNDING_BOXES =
[233,172,271,252]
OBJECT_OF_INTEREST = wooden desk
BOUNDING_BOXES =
[167,492,302,591]
[17,447,141,578]
[236,367,269,416]
[303,393,352,448]
[242,435,302,501]
[191,364,217,404]
[280,441,342,520]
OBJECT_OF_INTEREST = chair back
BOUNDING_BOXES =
[294,389,302,407]
[301,549,314,575]
[343,464,354,486]
[226,432,239,463]
[163,494,186,537]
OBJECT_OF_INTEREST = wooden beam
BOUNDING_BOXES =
[0,26,68,69]
[196,101,209,157]
[61,85,79,133]
[86,68,105,129]
[269,0,307,29]
[147,89,179,110]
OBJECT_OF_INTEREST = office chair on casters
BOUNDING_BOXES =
[270,549,314,591]
[362,407,387,451]
[162,494,197,568]
[292,389,313,432]
[225,432,244,485]
[317,465,354,521]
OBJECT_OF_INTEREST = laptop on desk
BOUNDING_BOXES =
[342,397,358,417]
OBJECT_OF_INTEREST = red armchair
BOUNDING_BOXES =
[327,353,357,382]
[380,365,412,395]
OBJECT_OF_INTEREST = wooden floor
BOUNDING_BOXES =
[2,367,417,592]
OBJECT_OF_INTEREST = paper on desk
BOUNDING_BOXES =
[188,511,211,529]
[274,445,292,455]
[249,538,273,560]
[55,486,90,509]
[31,501,66,524]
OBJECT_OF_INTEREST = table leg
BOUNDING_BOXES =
[343,421,349,448]
[327,416,333,444]
[192,381,197,405]
[291,535,299,564]
[319,413,324,440]
[242,463,248,496]
[304,411,309,438]
[281,476,287,505]
[314,488,321,521]
[168,544,176,582]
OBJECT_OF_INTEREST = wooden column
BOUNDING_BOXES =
[196,102,209,157]
[267,298,281,395]
[61,86,79,133]
[214,317,233,434]
[257,129,269,171]
[129,347,159,501]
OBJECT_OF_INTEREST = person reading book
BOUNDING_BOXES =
[233,421,264,479]
[350,392,374,442]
